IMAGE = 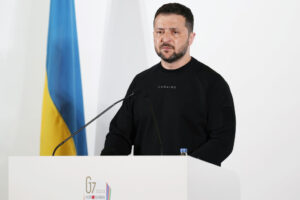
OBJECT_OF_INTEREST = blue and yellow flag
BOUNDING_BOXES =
[40,0,88,156]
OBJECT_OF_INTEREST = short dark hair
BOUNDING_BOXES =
[154,3,194,33]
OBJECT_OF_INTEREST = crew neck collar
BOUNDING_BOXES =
[159,57,194,73]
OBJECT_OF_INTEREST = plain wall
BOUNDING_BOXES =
[0,0,299,199]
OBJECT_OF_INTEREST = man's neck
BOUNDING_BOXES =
[161,53,192,70]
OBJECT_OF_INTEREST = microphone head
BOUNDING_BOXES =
[128,89,149,100]
[128,91,135,97]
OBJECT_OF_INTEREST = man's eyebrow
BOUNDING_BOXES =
[155,27,178,30]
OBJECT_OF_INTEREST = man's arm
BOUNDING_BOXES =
[190,77,236,166]
[101,78,136,155]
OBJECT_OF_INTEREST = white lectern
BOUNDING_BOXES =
[9,156,239,200]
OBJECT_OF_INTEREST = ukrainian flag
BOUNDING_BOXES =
[40,0,88,156]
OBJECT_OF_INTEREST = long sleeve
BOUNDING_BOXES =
[100,78,137,155]
[190,77,236,166]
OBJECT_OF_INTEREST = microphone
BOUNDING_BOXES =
[52,92,135,156]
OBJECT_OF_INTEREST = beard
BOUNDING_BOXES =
[155,39,189,63]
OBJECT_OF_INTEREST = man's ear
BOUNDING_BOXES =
[189,32,196,46]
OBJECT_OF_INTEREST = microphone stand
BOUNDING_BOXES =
[52,92,135,156]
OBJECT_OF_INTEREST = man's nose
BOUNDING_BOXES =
[161,31,172,43]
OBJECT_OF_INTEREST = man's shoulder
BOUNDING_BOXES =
[133,62,160,83]
[191,57,225,84]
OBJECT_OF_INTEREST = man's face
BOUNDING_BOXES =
[153,14,194,63]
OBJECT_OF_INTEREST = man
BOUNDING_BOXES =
[101,3,236,166]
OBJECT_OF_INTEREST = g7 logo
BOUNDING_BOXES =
[86,176,96,194]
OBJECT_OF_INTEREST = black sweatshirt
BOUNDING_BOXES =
[101,57,236,166]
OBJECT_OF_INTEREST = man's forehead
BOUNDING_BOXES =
[154,14,186,27]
